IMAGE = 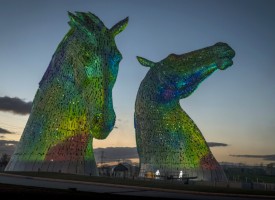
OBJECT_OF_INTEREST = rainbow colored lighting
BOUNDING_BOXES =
[135,42,235,181]
[5,12,128,175]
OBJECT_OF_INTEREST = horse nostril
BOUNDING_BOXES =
[230,49,236,58]
[93,114,103,124]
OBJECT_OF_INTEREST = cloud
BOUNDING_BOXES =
[0,127,13,134]
[93,144,229,164]
[230,154,275,161]
[0,96,32,115]
[94,147,138,163]
[207,142,228,147]
[0,140,18,155]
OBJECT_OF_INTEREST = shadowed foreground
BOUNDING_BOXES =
[1,172,275,199]
[0,183,167,199]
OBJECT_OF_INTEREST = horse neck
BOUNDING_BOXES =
[135,77,182,118]
[12,82,94,164]
[22,74,91,152]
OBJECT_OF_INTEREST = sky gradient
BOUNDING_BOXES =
[0,0,275,165]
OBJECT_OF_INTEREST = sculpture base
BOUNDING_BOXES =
[138,163,227,182]
[5,159,98,176]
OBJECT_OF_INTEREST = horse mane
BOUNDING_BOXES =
[39,12,105,87]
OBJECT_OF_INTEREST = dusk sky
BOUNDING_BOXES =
[0,0,274,165]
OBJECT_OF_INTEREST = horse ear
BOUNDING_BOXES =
[137,56,156,68]
[68,12,81,26]
[110,17,129,37]
[87,12,104,26]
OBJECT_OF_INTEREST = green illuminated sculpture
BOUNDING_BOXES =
[135,42,235,181]
[5,12,128,175]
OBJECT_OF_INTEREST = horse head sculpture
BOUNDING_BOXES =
[135,42,235,181]
[137,42,235,101]
[5,12,128,175]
